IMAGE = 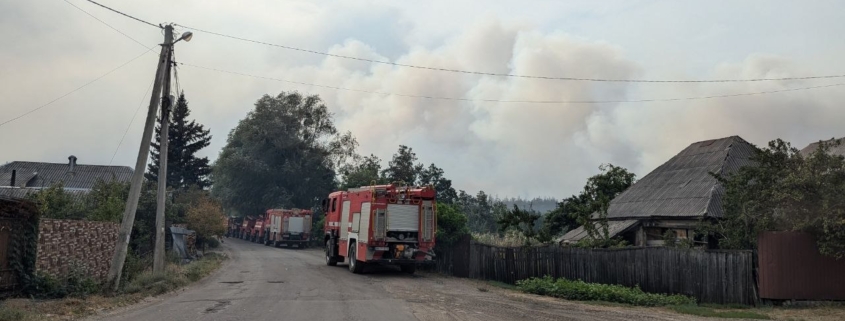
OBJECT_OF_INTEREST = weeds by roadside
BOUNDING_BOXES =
[516,276,695,307]
[0,252,227,321]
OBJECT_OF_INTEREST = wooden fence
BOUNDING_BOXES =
[449,242,756,305]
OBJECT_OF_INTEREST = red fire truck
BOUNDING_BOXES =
[240,216,256,240]
[323,184,436,274]
[264,208,313,248]
[226,217,241,238]
[251,217,265,243]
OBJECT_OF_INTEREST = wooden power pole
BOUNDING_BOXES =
[106,24,174,291]
[153,31,174,274]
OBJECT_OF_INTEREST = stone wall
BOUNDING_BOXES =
[36,218,119,281]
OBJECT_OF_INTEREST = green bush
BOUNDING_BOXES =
[27,270,102,299]
[516,276,695,306]
[205,237,220,249]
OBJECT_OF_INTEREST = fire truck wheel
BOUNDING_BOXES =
[400,264,416,274]
[348,245,364,274]
[325,241,338,266]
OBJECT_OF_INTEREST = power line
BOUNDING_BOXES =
[0,50,152,128]
[178,62,845,104]
[110,79,155,165]
[63,0,153,50]
[83,0,161,29]
[175,23,845,84]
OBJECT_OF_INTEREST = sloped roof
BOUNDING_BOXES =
[559,219,639,244]
[606,136,756,219]
[799,137,845,158]
[0,187,88,202]
[0,160,132,190]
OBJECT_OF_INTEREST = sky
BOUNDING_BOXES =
[1,0,845,199]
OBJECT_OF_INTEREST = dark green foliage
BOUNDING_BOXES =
[339,154,385,189]
[547,164,635,247]
[26,183,85,220]
[497,205,551,245]
[435,203,469,247]
[146,92,212,190]
[417,163,458,204]
[709,138,845,258]
[84,180,130,222]
[542,196,585,239]
[381,145,423,185]
[458,190,503,234]
[205,237,220,249]
[212,92,356,216]
[517,276,695,306]
[26,268,101,299]
[9,208,39,298]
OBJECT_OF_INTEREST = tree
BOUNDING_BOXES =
[212,91,356,217]
[563,164,636,248]
[339,154,385,189]
[186,196,227,249]
[146,92,212,190]
[418,163,458,204]
[542,195,586,238]
[435,203,470,248]
[457,190,500,234]
[84,180,130,222]
[382,145,423,185]
[710,139,845,258]
[26,183,85,220]
[497,204,551,246]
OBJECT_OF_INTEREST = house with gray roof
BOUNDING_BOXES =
[560,136,757,247]
[0,155,132,200]
[799,137,845,158]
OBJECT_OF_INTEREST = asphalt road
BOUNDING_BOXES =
[88,238,711,321]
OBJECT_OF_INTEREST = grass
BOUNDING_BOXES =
[516,276,695,307]
[472,231,530,247]
[670,305,770,319]
[1,252,227,321]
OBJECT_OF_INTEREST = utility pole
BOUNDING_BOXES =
[106,24,174,292]
[153,30,174,274]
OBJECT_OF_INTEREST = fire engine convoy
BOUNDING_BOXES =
[261,208,313,248]
[224,183,437,274]
[323,184,437,274]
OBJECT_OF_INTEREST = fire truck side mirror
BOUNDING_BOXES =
[321,198,328,212]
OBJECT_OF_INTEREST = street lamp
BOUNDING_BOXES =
[173,31,193,44]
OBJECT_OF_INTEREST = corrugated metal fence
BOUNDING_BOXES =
[458,242,756,305]
[758,231,845,301]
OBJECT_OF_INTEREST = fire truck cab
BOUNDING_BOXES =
[323,184,436,274]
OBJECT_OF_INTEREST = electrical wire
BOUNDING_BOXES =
[0,51,152,128]
[178,62,845,104]
[110,79,155,165]
[63,0,154,50]
[175,23,845,84]
[83,0,161,29]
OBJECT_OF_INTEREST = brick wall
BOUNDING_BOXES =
[36,218,119,281]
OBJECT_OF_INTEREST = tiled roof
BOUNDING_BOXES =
[799,137,845,158]
[0,159,132,190]
[605,136,757,219]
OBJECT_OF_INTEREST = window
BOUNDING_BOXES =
[331,197,337,212]
[352,213,360,233]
